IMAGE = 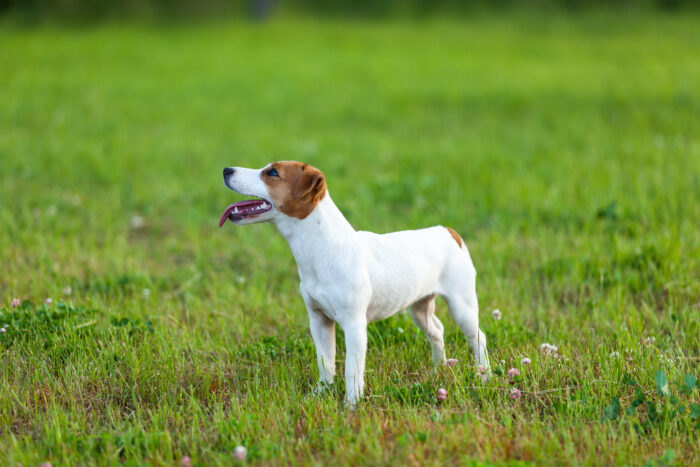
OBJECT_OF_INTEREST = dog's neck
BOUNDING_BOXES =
[274,193,355,275]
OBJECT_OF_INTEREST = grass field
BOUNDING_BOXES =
[1,12,700,466]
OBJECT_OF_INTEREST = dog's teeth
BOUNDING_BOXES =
[233,207,238,213]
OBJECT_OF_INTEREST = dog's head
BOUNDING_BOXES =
[220,161,327,226]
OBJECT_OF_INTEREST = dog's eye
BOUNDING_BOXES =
[265,168,279,177]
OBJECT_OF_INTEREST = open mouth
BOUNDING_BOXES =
[219,198,272,227]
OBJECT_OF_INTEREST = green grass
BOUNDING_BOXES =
[1,12,699,466]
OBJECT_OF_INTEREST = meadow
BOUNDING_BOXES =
[1,12,699,466]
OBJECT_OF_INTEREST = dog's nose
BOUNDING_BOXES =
[223,167,235,177]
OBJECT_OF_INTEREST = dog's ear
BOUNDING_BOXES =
[292,165,326,203]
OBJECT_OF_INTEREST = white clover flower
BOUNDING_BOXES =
[491,309,502,320]
[233,445,246,460]
[130,215,145,229]
[541,343,564,361]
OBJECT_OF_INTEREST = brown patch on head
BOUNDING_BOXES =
[445,227,463,247]
[261,161,327,220]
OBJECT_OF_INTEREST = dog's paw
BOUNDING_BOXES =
[343,397,358,411]
[314,380,333,395]
[477,365,491,383]
[343,391,362,410]
[303,381,334,401]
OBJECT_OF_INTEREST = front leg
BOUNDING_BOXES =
[307,306,336,390]
[343,321,368,408]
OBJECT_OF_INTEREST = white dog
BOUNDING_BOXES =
[221,162,490,406]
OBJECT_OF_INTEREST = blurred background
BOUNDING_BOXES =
[2,0,699,313]
[0,0,696,22]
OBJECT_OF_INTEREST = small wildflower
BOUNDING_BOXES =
[610,351,620,359]
[130,215,145,229]
[63,286,72,296]
[444,358,458,367]
[500,359,505,365]
[521,357,531,365]
[437,388,448,401]
[478,365,489,375]
[181,456,192,467]
[45,298,53,305]
[509,388,521,400]
[491,309,502,320]
[0,328,6,333]
[142,288,151,297]
[507,368,520,378]
[233,445,247,460]
[644,336,655,347]
[540,343,566,361]
[11,298,20,308]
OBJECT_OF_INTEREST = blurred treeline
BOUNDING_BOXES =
[0,0,694,22]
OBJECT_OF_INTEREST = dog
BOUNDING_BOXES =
[220,162,490,406]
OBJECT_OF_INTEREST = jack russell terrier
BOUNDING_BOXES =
[220,162,490,406]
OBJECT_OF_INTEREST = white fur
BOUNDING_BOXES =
[224,164,491,406]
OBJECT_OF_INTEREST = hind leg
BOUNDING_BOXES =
[409,295,446,365]
[444,285,490,373]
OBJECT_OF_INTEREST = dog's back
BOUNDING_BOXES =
[358,226,475,322]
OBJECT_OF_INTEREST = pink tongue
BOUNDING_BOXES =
[218,200,266,227]
[219,204,238,227]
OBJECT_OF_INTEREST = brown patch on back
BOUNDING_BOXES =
[445,227,463,247]
[261,161,327,220]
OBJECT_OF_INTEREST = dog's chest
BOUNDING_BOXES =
[298,258,370,322]
[301,280,353,323]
